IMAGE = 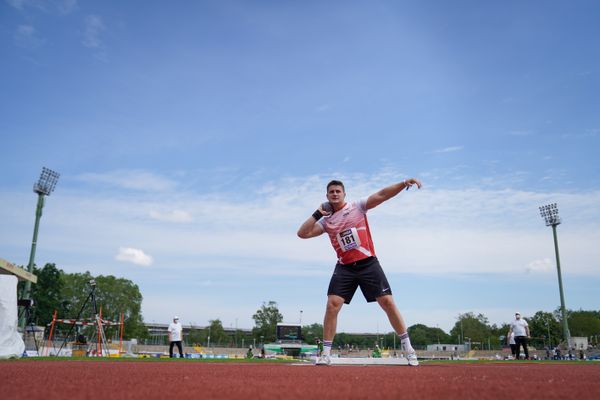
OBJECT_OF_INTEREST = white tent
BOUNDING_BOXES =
[0,275,25,358]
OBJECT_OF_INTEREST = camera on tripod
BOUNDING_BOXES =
[18,299,35,309]
[57,277,110,356]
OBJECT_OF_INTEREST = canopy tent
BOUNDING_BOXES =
[0,275,25,358]
[0,258,38,359]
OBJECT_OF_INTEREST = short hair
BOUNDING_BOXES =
[326,180,345,192]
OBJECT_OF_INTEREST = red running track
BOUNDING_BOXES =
[1,361,599,400]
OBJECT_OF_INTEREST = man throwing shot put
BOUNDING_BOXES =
[297,178,422,366]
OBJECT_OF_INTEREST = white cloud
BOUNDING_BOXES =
[525,258,552,273]
[57,0,77,14]
[560,129,599,139]
[14,24,45,48]
[6,0,28,10]
[115,247,153,266]
[77,170,177,192]
[508,130,534,136]
[82,14,105,49]
[149,209,193,223]
[432,145,463,153]
[7,0,77,14]
[11,170,597,277]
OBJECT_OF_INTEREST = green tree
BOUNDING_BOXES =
[302,323,323,344]
[489,322,510,348]
[568,310,600,337]
[18,263,64,326]
[527,311,561,348]
[207,319,228,346]
[185,325,205,346]
[449,312,492,349]
[61,271,148,340]
[252,301,283,343]
[407,324,452,347]
[333,332,377,349]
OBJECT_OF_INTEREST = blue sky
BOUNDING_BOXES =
[1,1,599,334]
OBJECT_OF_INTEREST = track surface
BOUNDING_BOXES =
[2,360,599,400]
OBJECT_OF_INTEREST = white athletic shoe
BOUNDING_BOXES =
[315,355,331,365]
[407,351,419,366]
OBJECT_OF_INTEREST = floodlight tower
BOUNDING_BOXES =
[20,167,60,329]
[538,203,571,348]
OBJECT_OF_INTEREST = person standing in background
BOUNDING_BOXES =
[509,331,517,359]
[168,316,184,358]
[507,312,530,360]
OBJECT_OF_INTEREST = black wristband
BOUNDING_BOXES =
[312,209,323,221]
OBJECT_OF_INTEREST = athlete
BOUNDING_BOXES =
[297,178,422,366]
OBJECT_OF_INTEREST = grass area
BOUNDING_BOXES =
[420,358,597,365]
[2,356,301,363]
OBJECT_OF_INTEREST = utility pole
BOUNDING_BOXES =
[20,167,60,329]
[539,203,571,348]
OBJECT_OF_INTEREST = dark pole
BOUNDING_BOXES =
[552,224,571,347]
[20,168,60,330]
[539,203,571,349]
[20,193,45,329]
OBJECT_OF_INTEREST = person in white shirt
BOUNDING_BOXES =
[507,312,530,360]
[168,316,184,358]
[509,332,517,358]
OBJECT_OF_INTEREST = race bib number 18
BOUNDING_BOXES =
[336,228,361,252]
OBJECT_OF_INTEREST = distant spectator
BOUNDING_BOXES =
[509,332,517,358]
[168,316,184,358]
[316,338,323,357]
[372,344,382,358]
[507,312,530,360]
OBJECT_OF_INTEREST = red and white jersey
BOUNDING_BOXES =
[317,199,376,265]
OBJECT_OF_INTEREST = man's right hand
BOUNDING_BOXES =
[297,206,327,239]
[320,202,333,216]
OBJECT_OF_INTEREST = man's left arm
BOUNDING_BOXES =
[366,178,422,210]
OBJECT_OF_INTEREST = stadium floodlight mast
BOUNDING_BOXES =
[19,167,60,330]
[538,202,571,348]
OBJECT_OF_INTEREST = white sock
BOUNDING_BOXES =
[323,340,333,356]
[399,332,414,353]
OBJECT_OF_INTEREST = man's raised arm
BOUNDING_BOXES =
[366,178,422,210]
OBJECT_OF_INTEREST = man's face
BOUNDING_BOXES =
[326,185,345,205]
[515,314,521,320]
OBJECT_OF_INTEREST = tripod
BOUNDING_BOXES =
[18,299,40,355]
[57,280,110,357]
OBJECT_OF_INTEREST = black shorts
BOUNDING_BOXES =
[327,257,392,304]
